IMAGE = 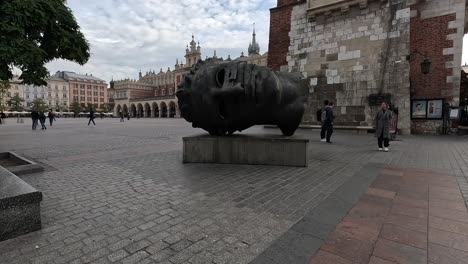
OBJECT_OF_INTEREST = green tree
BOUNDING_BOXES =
[101,103,110,113]
[8,94,24,111]
[0,0,90,85]
[71,101,81,115]
[31,98,48,112]
[0,81,9,111]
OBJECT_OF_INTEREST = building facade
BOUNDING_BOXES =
[51,71,108,110]
[1,76,25,109]
[269,0,468,134]
[112,32,270,118]
[45,76,69,111]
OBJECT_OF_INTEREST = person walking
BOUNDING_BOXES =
[120,111,124,122]
[319,100,329,142]
[88,108,96,125]
[39,111,47,130]
[31,110,39,130]
[0,111,5,125]
[375,102,392,152]
[48,110,56,126]
[323,101,335,143]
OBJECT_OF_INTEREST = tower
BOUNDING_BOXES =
[248,23,260,56]
[184,35,201,67]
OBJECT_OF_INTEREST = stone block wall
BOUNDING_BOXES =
[288,1,412,133]
[268,0,306,71]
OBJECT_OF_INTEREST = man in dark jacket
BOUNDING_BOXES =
[39,111,47,130]
[88,108,96,125]
[319,100,329,142]
[48,110,56,126]
[323,101,335,143]
[31,110,39,130]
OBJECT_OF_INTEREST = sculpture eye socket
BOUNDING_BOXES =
[215,69,225,88]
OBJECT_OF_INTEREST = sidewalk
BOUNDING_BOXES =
[309,166,468,264]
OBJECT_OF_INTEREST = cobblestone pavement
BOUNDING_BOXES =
[0,118,467,264]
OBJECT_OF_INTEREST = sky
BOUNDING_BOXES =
[44,0,468,84]
[45,0,276,83]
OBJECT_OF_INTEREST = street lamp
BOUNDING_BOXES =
[406,50,431,74]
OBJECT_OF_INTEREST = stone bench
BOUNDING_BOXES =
[264,125,374,135]
[0,165,42,241]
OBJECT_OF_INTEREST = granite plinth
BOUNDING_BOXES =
[0,152,44,175]
[0,165,42,242]
[183,134,309,167]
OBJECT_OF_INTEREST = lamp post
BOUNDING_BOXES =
[406,50,431,74]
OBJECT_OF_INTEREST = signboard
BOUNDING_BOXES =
[426,99,443,119]
[411,100,427,119]
[450,108,460,120]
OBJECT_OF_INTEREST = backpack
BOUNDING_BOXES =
[321,108,328,123]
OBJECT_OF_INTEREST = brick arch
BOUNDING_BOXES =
[130,104,136,117]
[144,103,151,118]
[152,102,159,117]
[137,103,144,118]
[169,101,176,118]
[160,102,168,118]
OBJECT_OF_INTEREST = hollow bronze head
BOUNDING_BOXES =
[176,59,307,136]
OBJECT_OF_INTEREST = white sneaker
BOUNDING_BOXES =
[321,139,326,142]
[378,148,383,151]
[384,147,389,152]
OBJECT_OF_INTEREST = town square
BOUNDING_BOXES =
[1,0,468,263]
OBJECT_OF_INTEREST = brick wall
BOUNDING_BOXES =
[410,13,456,99]
[409,0,466,133]
[268,0,305,71]
[130,90,154,99]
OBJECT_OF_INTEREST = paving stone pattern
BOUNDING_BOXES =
[0,118,467,264]
[307,166,468,264]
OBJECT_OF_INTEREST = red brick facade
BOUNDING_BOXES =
[268,0,305,71]
[410,11,456,100]
[129,90,153,100]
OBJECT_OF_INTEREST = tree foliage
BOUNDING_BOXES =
[0,0,90,85]
[71,101,81,114]
[8,94,24,111]
[31,98,48,112]
[101,103,110,113]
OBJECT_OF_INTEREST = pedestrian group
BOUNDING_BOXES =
[317,100,393,152]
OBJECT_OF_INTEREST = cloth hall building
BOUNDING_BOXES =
[110,30,268,119]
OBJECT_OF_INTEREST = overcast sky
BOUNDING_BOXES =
[45,0,468,84]
[45,0,276,83]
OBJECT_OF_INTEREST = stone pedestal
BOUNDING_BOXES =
[183,134,309,167]
[0,166,42,241]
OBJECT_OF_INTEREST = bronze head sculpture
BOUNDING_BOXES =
[176,59,308,136]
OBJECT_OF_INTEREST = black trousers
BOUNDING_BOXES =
[320,123,326,139]
[88,118,95,125]
[322,122,333,142]
[378,131,389,148]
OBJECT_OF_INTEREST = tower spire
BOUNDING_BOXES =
[248,22,260,56]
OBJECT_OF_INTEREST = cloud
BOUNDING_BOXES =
[46,0,276,83]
